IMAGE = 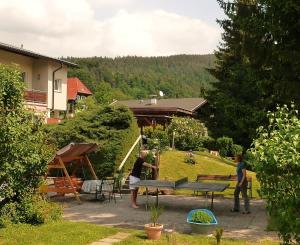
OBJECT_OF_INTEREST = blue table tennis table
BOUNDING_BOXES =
[131,177,229,210]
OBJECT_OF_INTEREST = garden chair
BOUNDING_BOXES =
[96,177,117,203]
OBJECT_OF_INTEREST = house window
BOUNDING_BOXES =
[54,79,62,92]
[21,72,26,82]
[76,95,86,101]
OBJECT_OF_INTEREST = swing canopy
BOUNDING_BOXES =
[55,143,98,163]
[40,143,99,203]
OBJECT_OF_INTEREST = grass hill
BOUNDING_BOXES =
[66,54,217,99]
[159,150,259,198]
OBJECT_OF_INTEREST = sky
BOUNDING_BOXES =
[0,0,225,57]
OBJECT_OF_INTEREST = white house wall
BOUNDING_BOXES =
[47,63,67,111]
[32,59,48,92]
[0,49,33,89]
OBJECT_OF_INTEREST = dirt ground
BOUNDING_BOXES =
[62,193,278,241]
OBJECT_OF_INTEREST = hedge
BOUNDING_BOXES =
[44,106,140,178]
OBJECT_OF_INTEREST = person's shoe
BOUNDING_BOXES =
[242,211,251,214]
[230,208,239,212]
[131,204,140,209]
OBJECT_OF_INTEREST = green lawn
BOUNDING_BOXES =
[158,150,260,198]
[0,222,279,245]
[0,221,118,245]
[117,230,278,245]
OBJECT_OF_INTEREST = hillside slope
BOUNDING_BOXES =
[66,54,217,99]
[159,151,259,198]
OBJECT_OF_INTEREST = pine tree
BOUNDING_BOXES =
[206,0,300,147]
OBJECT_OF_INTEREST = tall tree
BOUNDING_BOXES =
[206,0,300,147]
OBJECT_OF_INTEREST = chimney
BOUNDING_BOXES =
[150,95,157,105]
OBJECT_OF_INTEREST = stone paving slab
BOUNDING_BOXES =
[89,232,131,245]
[110,232,131,239]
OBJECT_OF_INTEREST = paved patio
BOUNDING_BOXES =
[62,194,278,240]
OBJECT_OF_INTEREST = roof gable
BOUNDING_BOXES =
[67,77,92,100]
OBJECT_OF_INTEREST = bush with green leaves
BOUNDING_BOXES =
[203,136,217,151]
[251,103,300,244]
[184,151,197,164]
[167,117,208,151]
[216,137,233,157]
[45,106,139,178]
[0,64,56,225]
[0,195,61,227]
[231,144,243,156]
[242,151,255,171]
[143,125,169,151]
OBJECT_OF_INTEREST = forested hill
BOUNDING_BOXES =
[66,54,217,99]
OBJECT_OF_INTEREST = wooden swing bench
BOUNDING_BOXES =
[39,143,99,203]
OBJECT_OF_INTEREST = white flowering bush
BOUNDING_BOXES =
[251,103,300,244]
[167,117,208,150]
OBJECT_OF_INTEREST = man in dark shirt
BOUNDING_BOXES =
[130,150,157,208]
[231,155,250,213]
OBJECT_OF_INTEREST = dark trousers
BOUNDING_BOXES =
[234,181,250,212]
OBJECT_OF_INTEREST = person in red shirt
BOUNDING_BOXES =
[129,151,157,209]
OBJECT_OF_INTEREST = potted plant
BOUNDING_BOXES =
[186,209,218,234]
[145,205,164,240]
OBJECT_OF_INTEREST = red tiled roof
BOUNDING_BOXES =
[67,77,92,100]
[47,118,61,124]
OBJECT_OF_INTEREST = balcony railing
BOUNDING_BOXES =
[24,89,47,104]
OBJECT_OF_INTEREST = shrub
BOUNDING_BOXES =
[184,151,197,164]
[143,126,155,138]
[191,211,213,223]
[44,106,139,178]
[0,64,54,225]
[144,125,169,151]
[0,195,61,227]
[216,137,233,157]
[203,136,217,151]
[0,202,19,227]
[17,195,62,225]
[145,151,156,164]
[242,150,255,171]
[151,130,169,150]
[197,147,209,153]
[251,103,300,244]
[231,144,243,156]
[167,117,208,151]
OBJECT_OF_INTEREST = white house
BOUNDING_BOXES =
[0,42,77,122]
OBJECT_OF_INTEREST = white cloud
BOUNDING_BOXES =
[0,0,221,57]
[88,0,133,8]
